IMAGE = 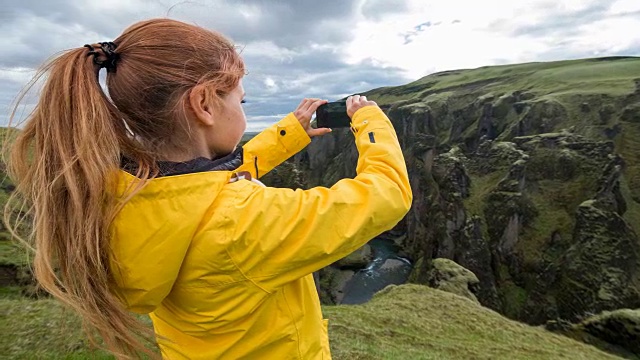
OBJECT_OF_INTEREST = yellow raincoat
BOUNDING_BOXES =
[109,106,412,359]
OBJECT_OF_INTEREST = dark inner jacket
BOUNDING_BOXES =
[120,147,245,177]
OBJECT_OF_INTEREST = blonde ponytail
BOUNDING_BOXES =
[4,18,245,358]
[4,46,157,358]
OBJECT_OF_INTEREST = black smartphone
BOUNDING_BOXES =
[316,100,351,128]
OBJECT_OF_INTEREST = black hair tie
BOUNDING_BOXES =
[84,42,119,73]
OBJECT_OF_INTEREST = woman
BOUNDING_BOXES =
[5,18,412,359]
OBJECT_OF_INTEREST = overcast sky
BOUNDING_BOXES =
[2,0,639,131]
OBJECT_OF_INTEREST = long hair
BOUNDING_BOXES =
[3,18,245,358]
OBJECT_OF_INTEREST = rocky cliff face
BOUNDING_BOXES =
[262,57,640,325]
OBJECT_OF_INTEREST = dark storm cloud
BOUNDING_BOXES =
[0,0,361,68]
[0,0,413,128]
[157,0,362,48]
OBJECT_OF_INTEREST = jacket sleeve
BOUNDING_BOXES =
[236,113,311,179]
[224,106,412,292]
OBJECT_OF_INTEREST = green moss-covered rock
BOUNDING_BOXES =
[578,309,640,355]
[426,258,480,303]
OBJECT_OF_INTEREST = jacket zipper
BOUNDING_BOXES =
[254,156,259,178]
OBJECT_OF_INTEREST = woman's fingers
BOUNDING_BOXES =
[306,99,327,115]
[293,98,327,128]
[307,127,332,138]
[292,98,331,138]
[297,98,322,113]
[346,94,376,118]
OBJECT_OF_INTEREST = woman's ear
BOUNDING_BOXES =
[188,85,216,126]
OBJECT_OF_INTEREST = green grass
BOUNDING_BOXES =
[325,285,621,359]
[0,238,30,267]
[417,57,639,97]
[0,298,156,359]
[0,298,114,359]
[0,285,626,360]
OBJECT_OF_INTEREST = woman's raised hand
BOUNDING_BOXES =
[346,95,377,118]
[293,98,332,138]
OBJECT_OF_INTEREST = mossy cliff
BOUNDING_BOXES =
[263,57,640,326]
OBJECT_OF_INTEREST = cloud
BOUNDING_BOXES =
[486,0,640,45]
[362,0,410,21]
[489,0,618,38]
[0,0,370,70]
[241,44,411,127]
[0,68,39,126]
[344,0,640,80]
[482,0,640,63]
[162,0,361,49]
[0,0,412,128]
[531,36,640,62]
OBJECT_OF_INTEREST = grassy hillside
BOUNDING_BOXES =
[0,285,629,359]
[368,57,640,105]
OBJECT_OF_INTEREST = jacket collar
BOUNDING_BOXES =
[121,147,244,177]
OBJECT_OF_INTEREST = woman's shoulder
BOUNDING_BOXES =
[109,169,234,204]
